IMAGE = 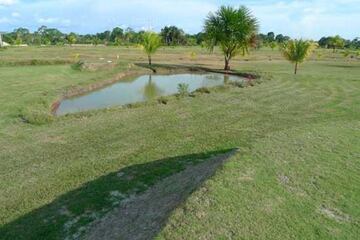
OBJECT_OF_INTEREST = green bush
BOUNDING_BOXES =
[229,80,246,88]
[247,80,256,87]
[157,96,169,105]
[124,102,143,109]
[177,83,190,97]
[195,87,211,94]
[71,60,85,71]
[19,108,54,125]
[259,72,273,81]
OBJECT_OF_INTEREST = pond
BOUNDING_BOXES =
[55,72,245,115]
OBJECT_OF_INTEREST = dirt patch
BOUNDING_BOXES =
[319,206,351,223]
[278,174,290,185]
[83,149,238,240]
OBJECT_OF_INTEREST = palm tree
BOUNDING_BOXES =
[281,39,313,75]
[141,32,161,66]
[269,41,277,51]
[67,33,77,46]
[204,5,258,71]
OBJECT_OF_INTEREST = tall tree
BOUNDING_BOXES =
[124,28,135,44]
[160,26,186,45]
[204,5,259,70]
[318,37,331,48]
[328,35,345,52]
[141,32,161,66]
[97,30,111,43]
[110,27,124,42]
[351,37,360,49]
[266,32,275,42]
[281,39,313,74]
[275,34,290,43]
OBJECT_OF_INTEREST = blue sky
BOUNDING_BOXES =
[0,0,359,39]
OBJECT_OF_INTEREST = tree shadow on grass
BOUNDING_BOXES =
[0,149,238,240]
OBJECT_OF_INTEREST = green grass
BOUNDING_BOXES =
[0,46,359,239]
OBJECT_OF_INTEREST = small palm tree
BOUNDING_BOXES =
[204,5,258,71]
[67,33,77,46]
[141,32,161,66]
[329,35,344,53]
[92,37,100,46]
[269,41,277,51]
[281,39,313,75]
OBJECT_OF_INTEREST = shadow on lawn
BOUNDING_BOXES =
[0,149,238,240]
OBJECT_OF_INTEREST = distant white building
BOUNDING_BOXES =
[0,32,10,47]
[0,32,3,47]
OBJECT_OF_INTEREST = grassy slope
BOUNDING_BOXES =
[158,61,360,239]
[0,46,359,239]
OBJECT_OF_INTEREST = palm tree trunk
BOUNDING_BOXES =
[148,55,152,66]
[294,62,298,75]
[224,57,230,71]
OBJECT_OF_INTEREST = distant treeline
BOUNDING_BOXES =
[2,25,359,50]
[1,26,204,46]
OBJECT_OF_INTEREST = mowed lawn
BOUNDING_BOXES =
[0,46,359,239]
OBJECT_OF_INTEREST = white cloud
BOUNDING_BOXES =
[38,17,58,24]
[0,17,10,23]
[11,12,20,17]
[0,0,17,6]
[37,17,71,26]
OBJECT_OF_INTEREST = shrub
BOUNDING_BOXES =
[190,51,197,60]
[19,108,54,125]
[229,80,246,88]
[259,72,273,81]
[30,59,41,65]
[157,96,169,105]
[247,80,256,87]
[71,60,85,71]
[254,78,263,84]
[195,87,211,94]
[177,83,190,97]
[343,50,351,58]
[124,102,143,109]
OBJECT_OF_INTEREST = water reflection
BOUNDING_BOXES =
[223,75,230,84]
[143,75,162,100]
